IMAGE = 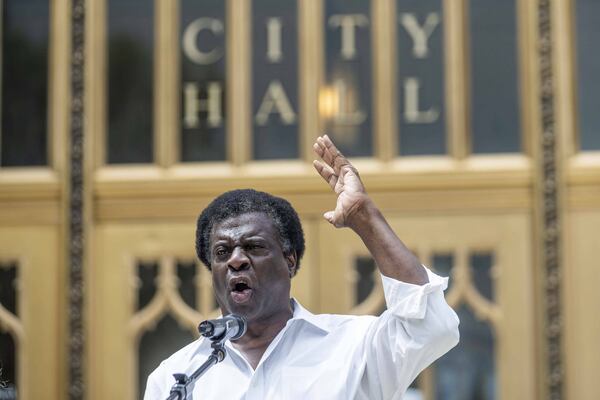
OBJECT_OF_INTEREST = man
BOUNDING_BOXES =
[144,135,459,399]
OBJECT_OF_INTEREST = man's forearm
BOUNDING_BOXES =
[348,199,429,285]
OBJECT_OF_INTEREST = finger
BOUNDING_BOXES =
[316,136,340,172]
[313,160,338,190]
[315,136,334,167]
[312,141,325,160]
[314,138,335,169]
[324,210,344,228]
[321,134,351,173]
[323,211,335,225]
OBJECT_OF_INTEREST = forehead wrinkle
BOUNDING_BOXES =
[212,227,264,244]
[210,212,279,248]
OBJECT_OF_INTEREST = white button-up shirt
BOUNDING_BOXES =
[144,268,459,400]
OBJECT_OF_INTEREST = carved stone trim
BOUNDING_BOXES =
[129,257,217,341]
[69,0,85,398]
[443,248,501,329]
[538,1,563,399]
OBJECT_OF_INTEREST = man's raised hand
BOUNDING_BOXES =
[312,135,370,229]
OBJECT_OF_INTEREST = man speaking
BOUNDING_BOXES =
[144,135,459,399]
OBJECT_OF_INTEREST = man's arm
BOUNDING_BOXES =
[313,134,428,285]
[314,135,458,397]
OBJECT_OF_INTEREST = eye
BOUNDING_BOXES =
[245,243,262,252]
[214,247,229,257]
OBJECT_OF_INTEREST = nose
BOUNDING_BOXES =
[228,246,250,271]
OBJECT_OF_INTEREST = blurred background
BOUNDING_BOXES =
[0,0,599,399]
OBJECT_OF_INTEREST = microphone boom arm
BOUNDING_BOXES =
[164,314,246,400]
[165,339,227,400]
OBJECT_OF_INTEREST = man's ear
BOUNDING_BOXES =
[285,251,298,277]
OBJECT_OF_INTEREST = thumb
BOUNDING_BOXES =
[323,211,335,225]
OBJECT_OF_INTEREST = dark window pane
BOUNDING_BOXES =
[252,0,299,160]
[0,263,18,397]
[177,261,197,309]
[136,262,158,311]
[355,256,376,305]
[1,0,49,167]
[138,315,195,399]
[470,252,494,302]
[469,0,520,154]
[0,331,16,398]
[0,263,17,315]
[324,0,372,157]
[180,0,227,162]
[397,0,446,155]
[575,0,600,151]
[435,305,496,400]
[107,0,154,164]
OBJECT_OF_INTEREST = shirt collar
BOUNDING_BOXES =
[289,298,331,333]
[190,298,330,360]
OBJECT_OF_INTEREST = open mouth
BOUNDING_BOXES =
[233,282,250,292]
[229,278,253,304]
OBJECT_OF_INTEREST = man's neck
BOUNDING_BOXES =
[230,305,294,369]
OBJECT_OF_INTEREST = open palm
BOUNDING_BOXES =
[313,135,368,228]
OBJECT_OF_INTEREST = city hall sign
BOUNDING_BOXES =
[180,10,443,132]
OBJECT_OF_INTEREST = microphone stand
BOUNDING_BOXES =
[165,339,227,400]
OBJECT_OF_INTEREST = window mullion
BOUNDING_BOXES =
[228,0,251,166]
[444,0,469,160]
[373,0,395,162]
[88,0,106,167]
[155,0,177,167]
[299,0,323,163]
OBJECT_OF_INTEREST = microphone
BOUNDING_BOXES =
[198,314,247,342]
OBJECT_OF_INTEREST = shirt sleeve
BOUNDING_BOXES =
[360,267,460,400]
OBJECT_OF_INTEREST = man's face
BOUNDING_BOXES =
[209,212,295,322]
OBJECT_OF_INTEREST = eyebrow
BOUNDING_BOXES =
[211,234,267,246]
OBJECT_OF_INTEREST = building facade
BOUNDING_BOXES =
[0,0,599,399]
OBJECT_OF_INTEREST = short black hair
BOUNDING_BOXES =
[196,189,305,272]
